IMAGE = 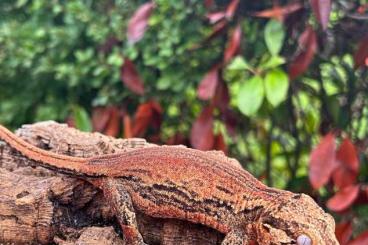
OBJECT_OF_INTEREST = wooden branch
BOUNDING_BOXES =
[0,121,223,244]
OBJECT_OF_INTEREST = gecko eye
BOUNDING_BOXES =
[296,234,312,245]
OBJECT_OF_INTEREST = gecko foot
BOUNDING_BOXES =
[222,229,249,245]
[101,178,147,245]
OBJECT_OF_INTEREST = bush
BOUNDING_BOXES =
[0,0,367,243]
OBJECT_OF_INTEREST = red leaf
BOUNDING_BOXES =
[357,186,368,204]
[288,25,317,80]
[224,24,242,64]
[92,107,111,132]
[98,36,119,54]
[190,105,215,150]
[354,35,368,69]
[213,79,230,112]
[206,20,228,41]
[348,230,368,245]
[204,0,214,8]
[253,2,303,21]
[147,134,161,144]
[207,12,226,24]
[337,138,359,172]
[327,185,359,212]
[332,167,358,190]
[121,59,145,95]
[191,20,228,50]
[65,116,76,128]
[333,138,359,188]
[167,133,189,146]
[363,186,368,200]
[123,114,133,138]
[92,106,121,136]
[225,0,240,18]
[222,109,238,137]
[132,101,162,137]
[310,0,332,30]
[104,107,121,137]
[335,221,353,245]
[357,4,368,14]
[132,103,153,136]
[148,101,163,129]
[309,133,337,189]
[213,133,227,154]
[197,64,220,100]
[127,2,155,44]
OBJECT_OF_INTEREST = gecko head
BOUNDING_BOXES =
[258,193,339,245]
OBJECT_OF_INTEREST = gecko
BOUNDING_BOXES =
[0,124,339,245]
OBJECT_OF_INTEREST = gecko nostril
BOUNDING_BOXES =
[296,234,312,245]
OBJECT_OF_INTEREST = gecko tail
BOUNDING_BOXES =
[0,124,100,176]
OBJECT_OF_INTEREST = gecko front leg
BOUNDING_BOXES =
[222,229,250,245]
[100,178,147,245]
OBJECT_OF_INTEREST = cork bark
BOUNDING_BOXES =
[0,121,223,244]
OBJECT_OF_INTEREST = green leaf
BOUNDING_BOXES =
[157,76,172,90]
[227,56,251,71]
[72,106,92,132]
[264,69,289,107]
[305,111,318,133]
[326,94,340,124]
[264,20,285,55]
[238,76,264,116]
[259,55,285,70]
[107,53,124,66]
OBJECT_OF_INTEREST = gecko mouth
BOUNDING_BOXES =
[261,223,297,244]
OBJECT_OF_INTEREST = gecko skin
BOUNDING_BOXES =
[0,125,339,245]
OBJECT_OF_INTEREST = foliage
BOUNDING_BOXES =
[0,0,368,243]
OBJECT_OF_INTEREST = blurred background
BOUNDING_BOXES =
[0,0,367,243]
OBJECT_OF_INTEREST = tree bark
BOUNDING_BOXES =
[0,121,223,244]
